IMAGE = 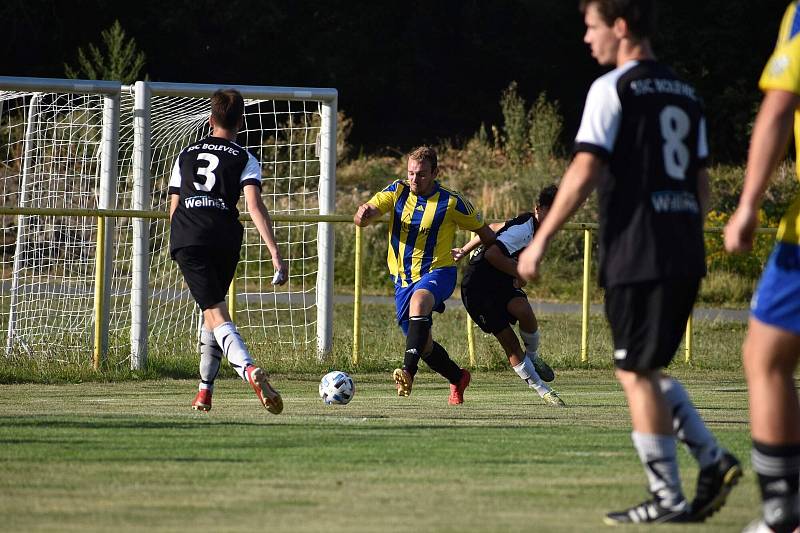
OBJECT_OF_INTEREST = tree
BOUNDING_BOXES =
[64,20,146,83]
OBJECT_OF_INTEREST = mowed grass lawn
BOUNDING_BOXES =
[0,369,756,533]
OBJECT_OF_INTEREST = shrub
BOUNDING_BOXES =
[500,81,529,167]
[528,92,563,167]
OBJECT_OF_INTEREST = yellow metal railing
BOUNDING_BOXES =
[351,220,777,367]
[352,225,363,365]
[92,215,107,369]
[0,206,353,369]
[0,205,774,368]
[581,228,592,364]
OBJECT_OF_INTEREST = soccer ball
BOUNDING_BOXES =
[319,370,355,405]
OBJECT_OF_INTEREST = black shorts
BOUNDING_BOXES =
[605,278,700,372]
[173,246,240,311]
[461,281,527,335]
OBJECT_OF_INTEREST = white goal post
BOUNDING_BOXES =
[0,76,337,368]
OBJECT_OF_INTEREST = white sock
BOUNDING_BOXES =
[512,357,551,396]
[213,322,253,381]
[199,327,222,391]
[519,329,540,359]
[631,431,685,508]
[659,376,722,468]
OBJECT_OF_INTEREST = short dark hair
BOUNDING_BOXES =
[211,89,245,130]
[407,146,438,171]
[537,185,558,209]
[578,0,655,40]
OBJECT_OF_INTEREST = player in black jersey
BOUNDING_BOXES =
[169,89,287,415]
[517,0,740,525]
[454,185,564,407]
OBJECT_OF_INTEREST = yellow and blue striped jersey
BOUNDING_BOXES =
[367,180,485,286]
[760,1,800,243]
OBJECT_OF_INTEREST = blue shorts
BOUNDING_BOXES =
[394,267,457,335]
[752,241,800,335]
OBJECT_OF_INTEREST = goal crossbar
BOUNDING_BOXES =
[0,76,338,369]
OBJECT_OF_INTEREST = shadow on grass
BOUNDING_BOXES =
[0,415,268,430]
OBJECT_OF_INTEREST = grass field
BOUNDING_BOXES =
[1,369,756,532]
[0,301,755,531]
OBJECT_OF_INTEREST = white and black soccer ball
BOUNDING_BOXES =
[319,370,355,405]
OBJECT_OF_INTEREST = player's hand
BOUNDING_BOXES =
[451,247,466,261]
[272,259,288,286]
[724,205,758,253]
[517,241,546,282]
[354,203,379,227]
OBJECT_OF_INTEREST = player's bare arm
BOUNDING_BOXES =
[354,203,381,227]
[168,194,180,223]
[484,245,522,279]
[452,222,503,261]
[517,152,605,281]
[474,224,496,247]
[725,89,800,253]
[244,184,287,285]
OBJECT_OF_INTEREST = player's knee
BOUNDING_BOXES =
[615,366,659,387]
[409,289,435,316]
[745,350,798,379]
[508,297,534,322]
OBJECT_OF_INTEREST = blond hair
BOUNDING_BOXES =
[407,146,438,171]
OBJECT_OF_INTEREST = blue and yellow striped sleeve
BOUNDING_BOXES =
[765,3,800,244]
[760,2,800,95]
[367,180,402,214]
[448,191,485,231]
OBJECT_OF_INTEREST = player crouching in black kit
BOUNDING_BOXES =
[168,89,288,414]
[454,185,565,406]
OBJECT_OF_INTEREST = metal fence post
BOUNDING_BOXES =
[685,314,693,364]
[581,228,592,363]
[352,225,362,365]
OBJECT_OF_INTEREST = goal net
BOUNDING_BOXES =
[0,78,337,367]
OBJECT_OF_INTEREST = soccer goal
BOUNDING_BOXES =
[0,77,337,369]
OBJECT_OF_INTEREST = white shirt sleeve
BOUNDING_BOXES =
[574,76,622,155]
[497,220,534,256]
[168,158,181,189]
[240,153,261,185]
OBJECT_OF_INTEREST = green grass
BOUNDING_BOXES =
[0,303,755,530]
[0,370,754,532]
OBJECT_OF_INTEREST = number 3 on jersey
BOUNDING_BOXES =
[194,153,219,191]
[659,106,690,180]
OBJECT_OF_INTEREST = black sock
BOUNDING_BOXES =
[404,315,431,377]
[422,341,462,384]
[753,440,800,533]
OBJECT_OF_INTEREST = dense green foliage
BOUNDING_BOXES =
[64,20,146,84]
[2,1,790,160]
